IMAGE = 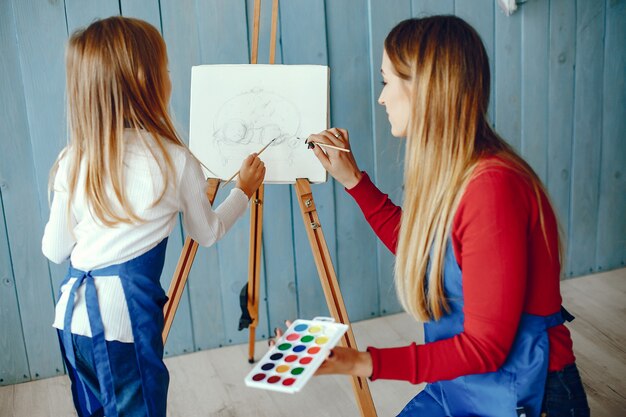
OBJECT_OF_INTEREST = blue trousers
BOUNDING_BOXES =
[64,332,149,417]
[541,364,590,417]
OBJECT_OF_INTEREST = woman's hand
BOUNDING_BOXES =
[236,153,266,198]
[307,128,362,189]
[268,320,292,346]
[315,346,373,378]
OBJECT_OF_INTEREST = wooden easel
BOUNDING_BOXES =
[161,1,377,415]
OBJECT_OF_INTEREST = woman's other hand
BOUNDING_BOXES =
[236,153,266,198]
[315,346,373,378]
[307,128,362,189]
[268,320,293,347]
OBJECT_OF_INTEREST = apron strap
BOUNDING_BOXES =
[63,270,119,417]
[62,275,86,369]
[561,305,575,322]
[84,273,119,417]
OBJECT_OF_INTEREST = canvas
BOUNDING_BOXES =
[189,64,329,184]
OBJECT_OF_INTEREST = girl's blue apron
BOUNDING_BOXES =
[58,238,169,417]
[398,240,567,417]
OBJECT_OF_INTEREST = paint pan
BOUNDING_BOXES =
[244,317,348,394]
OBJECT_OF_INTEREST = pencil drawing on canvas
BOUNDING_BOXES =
[212,88,302,165]
[189,64,329,184]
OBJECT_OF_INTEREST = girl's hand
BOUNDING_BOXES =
[307,128,362,189]
[315,346,373,378]
[236,153,265,198]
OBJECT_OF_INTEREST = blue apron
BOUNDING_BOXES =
[58,238,169,417]
[398,240,566,417]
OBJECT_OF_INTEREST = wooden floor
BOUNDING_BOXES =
[1,268,624,416]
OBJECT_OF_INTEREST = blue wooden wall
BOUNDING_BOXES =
[1,0,624,386]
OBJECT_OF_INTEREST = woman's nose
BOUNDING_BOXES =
[377,90,385,106]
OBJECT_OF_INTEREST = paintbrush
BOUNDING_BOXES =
[222,137,277,186]
[307,141,351,153]
[300,137,351,153]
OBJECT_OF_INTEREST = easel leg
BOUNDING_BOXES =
[245,0,279,363]
[294,179,378,417]
[162,179,221,343]
[247,185,264,362]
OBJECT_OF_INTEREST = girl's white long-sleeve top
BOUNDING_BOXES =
[42,129,249,342]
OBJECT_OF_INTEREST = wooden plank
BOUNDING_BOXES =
[162,236,200,343]
[120,0,162,30]
[199,156,268,346]
[261,186,299,337]
[166,349,231,416]
[568,0,606,276]
[260,182,298,331]
[455,0,496,123]
[368,1,411,316]
[246,0,283,65]
[247,185,265,361]
[160,0,197,132]
[211,188,261,347]
[547,0,576,259]
[10,0,69,307]
[156,0,202,356]
[294,180,377,417]
[188,0,249,351]
[162,179,220,347]
[13,379,54,417]
[64,0,120,32]
[279,0,334,322]
[0,0,64,381]
[561,269,626,416]
[268,0,279,65]
[596,0,626,272]
[194,1,269,344]
[0,385,12,416]
[241,0,293,348]
[154,224,192,356]
[251,0,262,64]
[494,3,522,151]
[195,0,249,64]
[192,0,285,349]
[0,189,30,386]
[325,0,379,322]
[411,0,454,17]
[184,181,227,351]
[182,231,227,352]
[520,0,549,180]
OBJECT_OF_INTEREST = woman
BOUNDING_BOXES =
[306,16,589,417]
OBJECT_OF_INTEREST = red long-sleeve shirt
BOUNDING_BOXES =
[346,160,575,384]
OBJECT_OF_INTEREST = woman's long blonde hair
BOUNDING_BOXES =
[50,16,186,226]
[389,16,560,322]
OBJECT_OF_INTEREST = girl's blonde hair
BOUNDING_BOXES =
[50,16,186,226]
[387,16,561,322]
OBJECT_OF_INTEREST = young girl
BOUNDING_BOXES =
[42,16,265,417]
[306,16,589,417]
